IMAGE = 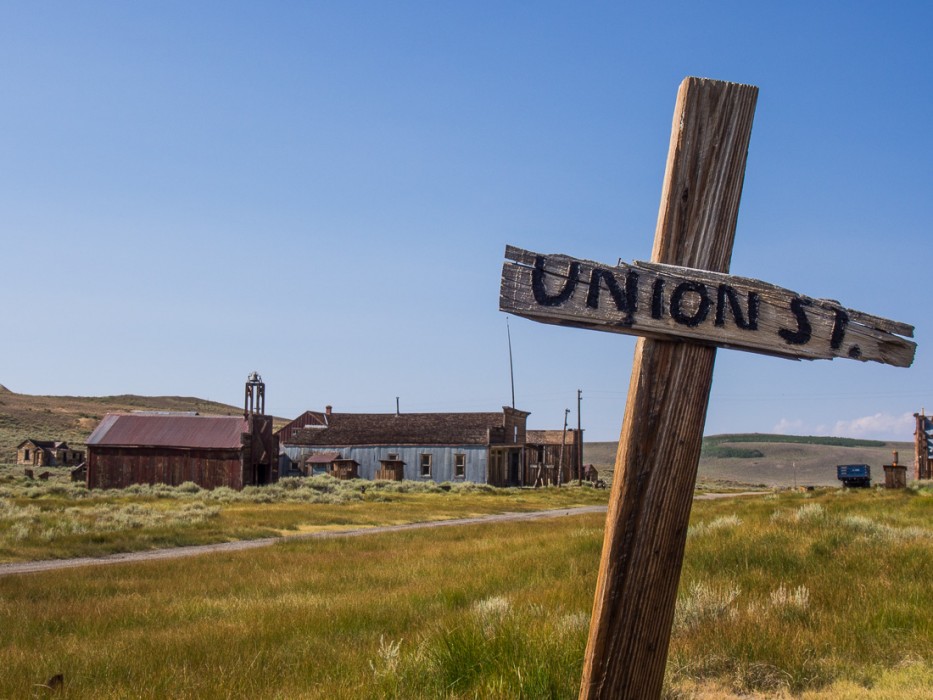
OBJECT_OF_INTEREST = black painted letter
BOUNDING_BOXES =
[651,278,665,319]
[779,297,813,345]
[586,268,639,326]
[830,307,849,350]
[715,285,759,330]
[670,281,711,327]
[532,255,580,307]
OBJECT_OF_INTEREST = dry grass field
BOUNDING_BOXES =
[1,486,931,698]
[0,469,608,563]
[3,387,931,697]
[586,436,913,489]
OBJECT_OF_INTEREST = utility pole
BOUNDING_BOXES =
[577,389,583,485]
[507,317,516,409]
[558,408,570,487]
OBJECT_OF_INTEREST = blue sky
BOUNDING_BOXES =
[2,2,931,441]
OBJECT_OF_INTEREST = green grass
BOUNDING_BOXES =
[700,445,764,459]
[704,433,887,449]
[0,486,931,698]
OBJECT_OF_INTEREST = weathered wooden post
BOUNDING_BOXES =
[499,77,915,699]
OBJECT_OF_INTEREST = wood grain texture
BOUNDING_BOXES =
[579,77,758,700]
[500,248,915,367]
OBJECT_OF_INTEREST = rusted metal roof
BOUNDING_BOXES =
[305,451,341,464]
[86,413,248,450]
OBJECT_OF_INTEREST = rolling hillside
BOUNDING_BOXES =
[0,385,247,461]
[585,434,914,488]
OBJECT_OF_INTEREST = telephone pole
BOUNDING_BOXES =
[577,389,583,484]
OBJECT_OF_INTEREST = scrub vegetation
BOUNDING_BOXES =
[1,486,931,698]
[0,466,608,563]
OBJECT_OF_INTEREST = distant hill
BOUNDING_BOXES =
[0,386,251,462]
[584,434,913,488]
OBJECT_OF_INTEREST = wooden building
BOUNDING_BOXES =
[16,439,84,467]
[280,406,530,486]
[85,413,277,490]
[85,374,277,490]
[275,409,328,444]
[376,458,405,481]
[330,458,360,480]
[525,429,583,485]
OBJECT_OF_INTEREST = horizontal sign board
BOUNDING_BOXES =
[500,246,915,367]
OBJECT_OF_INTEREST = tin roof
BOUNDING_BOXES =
[305,452,341,464]
[86,413,249,450]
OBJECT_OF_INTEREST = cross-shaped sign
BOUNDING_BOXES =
[499,78,915,700]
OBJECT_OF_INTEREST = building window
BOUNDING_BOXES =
[455,453,466,478]
[420,453,432,477]
[387,453,399,461]
[23,449,30,461]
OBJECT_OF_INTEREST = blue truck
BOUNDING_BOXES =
[836,464,871,488]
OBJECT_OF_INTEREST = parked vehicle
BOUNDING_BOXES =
[836,463,871,488]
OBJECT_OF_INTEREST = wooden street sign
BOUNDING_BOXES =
[501,246,915,367]
[497,77,916,700]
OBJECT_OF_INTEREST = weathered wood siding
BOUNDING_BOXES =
[86,447,244,490]
[525,445,576,484]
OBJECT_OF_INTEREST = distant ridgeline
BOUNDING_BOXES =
[701,434,887,459]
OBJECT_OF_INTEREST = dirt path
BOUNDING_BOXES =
[0,506,609,578]
[0,491,767,578]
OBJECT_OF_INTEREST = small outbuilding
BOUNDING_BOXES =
[329,458,360,480]
[525,429,583,485]
[304,451,341,476]
[883,450,907,489]
[16,439,84,467]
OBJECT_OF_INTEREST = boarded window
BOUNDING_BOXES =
[455,454,466,478]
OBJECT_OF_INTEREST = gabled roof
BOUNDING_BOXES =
[17,439,70,450]
[287,408,529,447]
[86,413,248,450]
[274,410,329,440]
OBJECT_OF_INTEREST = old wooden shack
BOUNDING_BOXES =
[280,406,529,486]
[16,439,84,467]
[525,429,583,485]
[85,412,277,490]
